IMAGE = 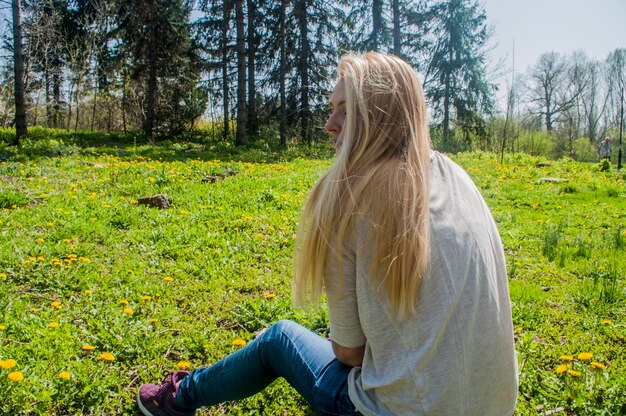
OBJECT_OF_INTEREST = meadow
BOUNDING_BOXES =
[0,140,624,415]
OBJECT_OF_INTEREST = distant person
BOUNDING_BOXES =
[137,52,518,416]
[600,137,612,160]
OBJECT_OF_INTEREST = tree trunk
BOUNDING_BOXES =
[12,0,27,144]
[279,0,287,147]
[372,0,382,51]
[246,0,257,137]
[221,2,231,142]
[392,0,401,55]
[296,0,309,143]
[145,6,159,142]
[235,0,247,146]
[53,69,62,128]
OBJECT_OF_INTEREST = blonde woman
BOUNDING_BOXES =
[138,52,518,416]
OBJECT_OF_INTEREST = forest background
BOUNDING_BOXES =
[0,0,624,160]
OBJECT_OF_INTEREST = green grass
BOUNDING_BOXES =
[1,145,624,414]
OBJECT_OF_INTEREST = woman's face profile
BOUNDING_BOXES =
[324,80,346,149]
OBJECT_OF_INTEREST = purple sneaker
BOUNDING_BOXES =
[137,370,195,416]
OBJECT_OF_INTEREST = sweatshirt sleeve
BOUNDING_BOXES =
[325,233,366,348]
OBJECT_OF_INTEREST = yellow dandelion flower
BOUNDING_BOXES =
[85,289,93,295]
[556,364,569,375]
[0,273,6,279]
[513,261,522,267]
[256,233,264,238]
[79,257,90,263]
[59,371,71,380]
[176,361,191,369]
[8,371,23,382]
[63,239,72,243]
[163,276,173,282]
[601,319,613,325]
[48,322,59,328]
[37,256,44,261]
[568,370,581,377]
[560,355,574,361]
[578,352,593,361]
[232,339,247,347]
[149,318,158,324]
[51,301,62,310]
[68,254,78,259]
[97,352,115,362]
[36,238,44,243]
[141,295,152,301]
[119,300,129,306]
[0,324,5,330]
[264,293,276,299]
[591,362,606,369]
[123,308,134,315]
[82,345,95,351]
[1,359,17,369]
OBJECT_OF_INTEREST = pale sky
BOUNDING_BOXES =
[484,0,626,93]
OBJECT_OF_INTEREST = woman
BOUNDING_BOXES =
[138,52,518,416]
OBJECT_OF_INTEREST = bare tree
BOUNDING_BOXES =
[527,52,581,132]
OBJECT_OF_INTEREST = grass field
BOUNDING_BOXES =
[1,142,624,415]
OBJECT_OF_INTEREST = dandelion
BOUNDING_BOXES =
[141,295,152,301]
[601,319,613,325]
[82,345,95,351]
[36,238,44,243]
[79,257,90,263]
[559,355,574,361]
[513,261,522,267]
[0,324,5,330]
[264,293,276,299]
[0,273,6,279]
[176,361,191,369]
[568,370,582,377]
[85,289,93,295]
[51,301,62,310]
[578,352,593,361]
[8,371,23,382]
[63,239,72,243]
[59,371,71,380]
[0,359,17,369]
[232,339,247,347]
[123,308,134,315]
[119,300,129,306]
[591,362,606,369]
[556,364,569,375]
[163,276,173,282]
[149,318,158,324]
[97,352,115,362]
[256,233,264,239]
[48,322,59,328]
[37,256,44,261]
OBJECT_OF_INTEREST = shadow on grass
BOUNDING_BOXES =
[0,128,335,164]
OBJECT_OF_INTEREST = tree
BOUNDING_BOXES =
[12,0,27,143]
[117,0,201,140]
[527,52,582,132]
[423,0,494,149]
[235,0,247,145]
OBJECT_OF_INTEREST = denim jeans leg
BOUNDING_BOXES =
[176,319,360,415]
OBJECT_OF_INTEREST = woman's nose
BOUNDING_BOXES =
[325,113,339,133]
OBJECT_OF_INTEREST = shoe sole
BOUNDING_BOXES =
[137,389,157,416]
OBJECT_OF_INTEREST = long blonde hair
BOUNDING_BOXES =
[293,52,431,319]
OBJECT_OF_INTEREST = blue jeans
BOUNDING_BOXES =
[177,319,362,416]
